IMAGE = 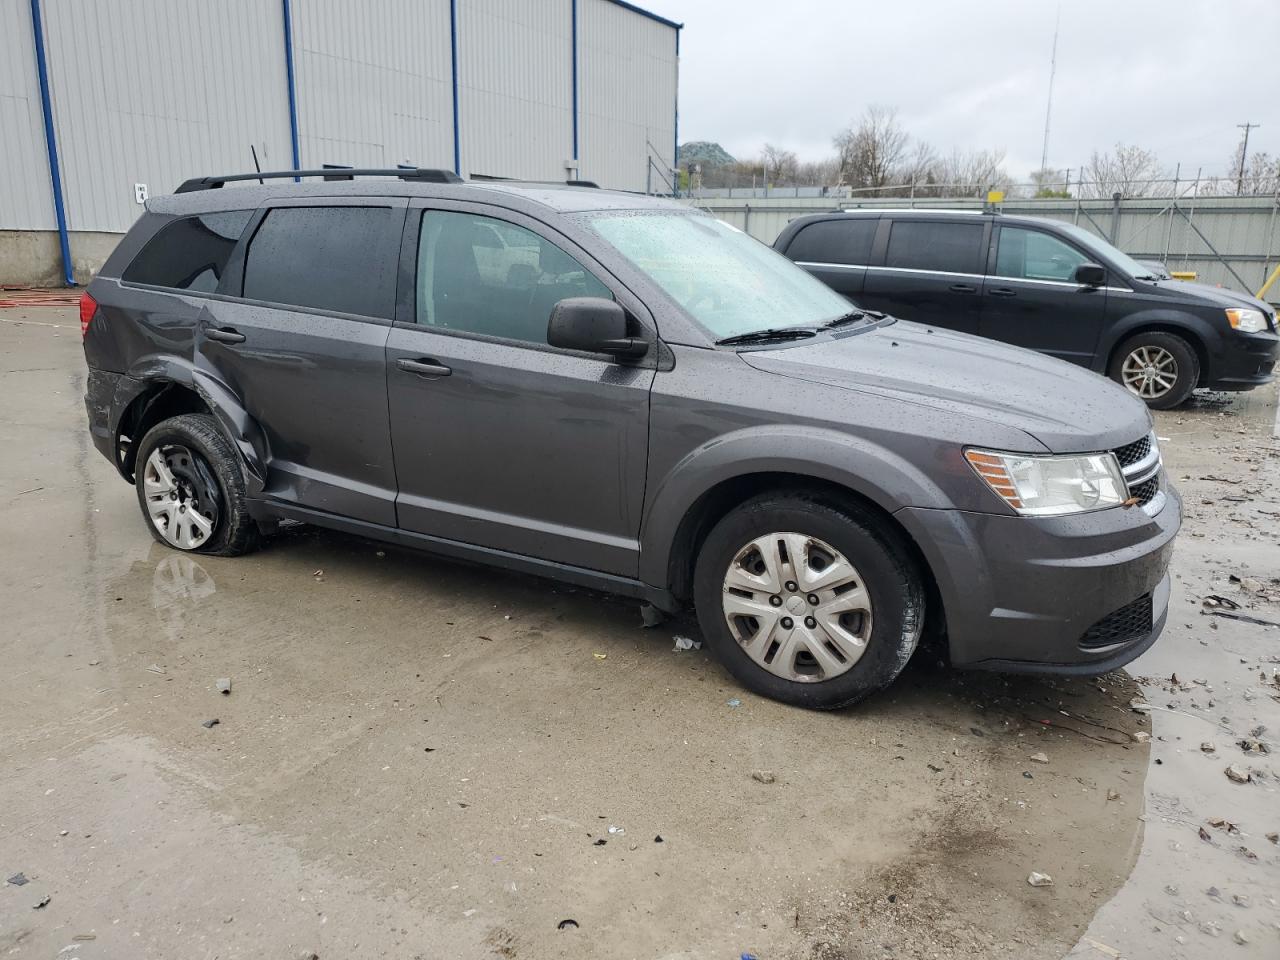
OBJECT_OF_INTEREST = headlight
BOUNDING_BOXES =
[965,449,1127,516]
[1226,308,1267,333]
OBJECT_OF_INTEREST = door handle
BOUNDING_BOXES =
[205,326,246,344]
[988,287,1017,298]
[948,283,977,293]
[397,357,452,378]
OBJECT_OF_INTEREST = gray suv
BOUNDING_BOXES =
[81,169,1181,709]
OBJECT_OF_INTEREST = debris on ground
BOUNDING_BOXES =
[592,838,607,846]
[297,951,319,960]
[592,653,607,660]
[201,718,220,729]
[1266,832,1278,844]
[1129,698,1151,713]
[1107,789,1120,801]
[146,663,166,675]
[1027,871,1053,887]
[1132,731,1151,744]
[607,825,625,836]
[1232,930,1249,945]
[639,603,665,628]
[33,895,50,909]
[726,698,741,708]
[557,919,579,930]
[672,636,701,651]
[1224,764,1251,783]
[751,770,776,784]
[1201,741,1217,752]
[7,873,28,886]
[654,835,664,843]
[1030,751,1049,763]
[216,678,231,695]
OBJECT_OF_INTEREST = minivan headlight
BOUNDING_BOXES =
[1226,308,1267,333]
[965,449,1127,516]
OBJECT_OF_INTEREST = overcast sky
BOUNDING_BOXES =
[645,0,1279,181]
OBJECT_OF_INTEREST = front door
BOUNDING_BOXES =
[386,204,655,576]
[859,217,988,335]
[979,225,1108,365]
[198,198,406,525]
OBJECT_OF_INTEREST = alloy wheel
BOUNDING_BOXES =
[142,445,220,550]
[721,532,873,683]
[1120,345,1178,400]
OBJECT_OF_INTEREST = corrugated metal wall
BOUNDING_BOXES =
[34,0,293,234]
[292,0,454,171]
[1,0,679,242]
[0,0,55,230]
[579,0,677,192]
[457,0,573,182]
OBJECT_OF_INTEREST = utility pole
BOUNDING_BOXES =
[1038,7,1060,177]
[1236,122,1260,195]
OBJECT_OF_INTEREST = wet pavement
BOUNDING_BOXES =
[1,306,1277,959]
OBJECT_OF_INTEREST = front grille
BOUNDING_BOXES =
[1114,435,1151,468]
[1128,476,1159,504]
[1080,593,1153,650]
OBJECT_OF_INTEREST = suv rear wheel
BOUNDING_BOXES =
[1109,331,1199,409]
[693,493,924,710]
[134,414,260,556]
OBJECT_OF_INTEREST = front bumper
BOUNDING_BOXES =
[1205,329,1278,390]
[897,483,1181,674]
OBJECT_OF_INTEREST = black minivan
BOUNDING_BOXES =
[774,210,1279,408]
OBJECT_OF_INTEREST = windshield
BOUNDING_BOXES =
[1054,221,1157,279]
[583,211,853,340]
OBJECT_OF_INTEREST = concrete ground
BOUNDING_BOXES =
[0,305,1276,960]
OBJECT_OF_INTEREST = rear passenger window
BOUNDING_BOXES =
[122,211,252,293]
[785,219,877,265]
[885,220,984,274]
[415,210,612,344]
[242,206,398,318]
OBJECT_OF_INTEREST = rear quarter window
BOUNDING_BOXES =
[785,218,877,265]
[121,210,253,292]
[884,220,984,274]
[241,206,399,318]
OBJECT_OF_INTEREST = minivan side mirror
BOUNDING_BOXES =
[1073,263,1106,287]
[547,297,647,358]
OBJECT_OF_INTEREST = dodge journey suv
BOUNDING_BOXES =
[82,169,1181,709]
[775,209,1279,409]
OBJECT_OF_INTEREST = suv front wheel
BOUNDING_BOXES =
[693,493,924,710]
[134,414,260,556]
[1109,331,1199,409]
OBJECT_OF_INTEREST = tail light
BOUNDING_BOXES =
[79,292,98,337]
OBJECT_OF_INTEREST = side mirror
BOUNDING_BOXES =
[547,297,646,357]
[1074,263,1106,286]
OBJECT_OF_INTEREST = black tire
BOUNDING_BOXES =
[1108,331,1199,410]
[693,492,924,710]
[133,413,260,556]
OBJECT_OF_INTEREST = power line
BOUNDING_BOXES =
[1236,122,1260,195]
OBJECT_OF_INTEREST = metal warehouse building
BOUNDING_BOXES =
[1,0,681,285]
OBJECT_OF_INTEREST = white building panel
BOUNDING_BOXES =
[39,0,293,233]
[457,0,574,182]
[292,0,454,171]
[579,0,677,192]
[0,0,56,230]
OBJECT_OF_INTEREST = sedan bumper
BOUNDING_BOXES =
[897,483,1181,674]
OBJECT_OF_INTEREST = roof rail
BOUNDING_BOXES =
[469,174,599,188]
[174,168,463,193]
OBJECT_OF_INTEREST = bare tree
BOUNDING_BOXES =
[833,105,909,190]
[1080,144,1169,198]
[1225,139,1280,196]
[933,148,1011,197]
[795,157,841,186]
[761,143,799,185]
[1028,167,1071,198]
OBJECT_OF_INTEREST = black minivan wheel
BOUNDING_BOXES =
[693,492,924,710]
[1108,331,1199,409]
[134,414,260,556]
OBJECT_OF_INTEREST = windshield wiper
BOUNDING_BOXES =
[715,326,817,346]
[819,309,884,330]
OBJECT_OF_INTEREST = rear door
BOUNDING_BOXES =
[860,216,989,334]
[198,197,407,525]
[979,224,1108,365]
[385,201,656,576]
[782,216,878,300]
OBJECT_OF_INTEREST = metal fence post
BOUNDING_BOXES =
[1109,192,1122,243]
[743,203,751,236]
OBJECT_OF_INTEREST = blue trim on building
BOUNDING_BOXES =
[281,0,301,178]
[28,0,74,286]
[571,0,579,165]
[449,0,461,176]
[604,0,682,30]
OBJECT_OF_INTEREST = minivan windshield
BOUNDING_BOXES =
[583,211,853,340]
[1054,221,1158,280]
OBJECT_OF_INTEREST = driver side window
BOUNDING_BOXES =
[416,210,613,344]
[994,227,1089,282]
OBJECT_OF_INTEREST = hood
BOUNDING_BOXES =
[1150,278,1276,317]
[741,320,1152,453]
